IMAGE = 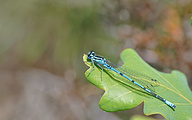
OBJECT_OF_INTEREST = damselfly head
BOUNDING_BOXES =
[87,51,95,59]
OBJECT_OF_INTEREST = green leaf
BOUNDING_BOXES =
[130,115,154,120]
[191,16,192,26]
[83,49,192,120]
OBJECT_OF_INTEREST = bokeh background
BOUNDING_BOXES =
[0,0,192,120]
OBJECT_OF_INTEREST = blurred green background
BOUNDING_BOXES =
[0,0,191,120]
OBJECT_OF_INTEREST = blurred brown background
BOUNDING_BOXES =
[0,0,191,120]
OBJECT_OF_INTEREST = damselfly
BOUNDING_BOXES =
[87,51,176,109]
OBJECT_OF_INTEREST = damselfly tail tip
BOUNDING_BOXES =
[172,105,176,108]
